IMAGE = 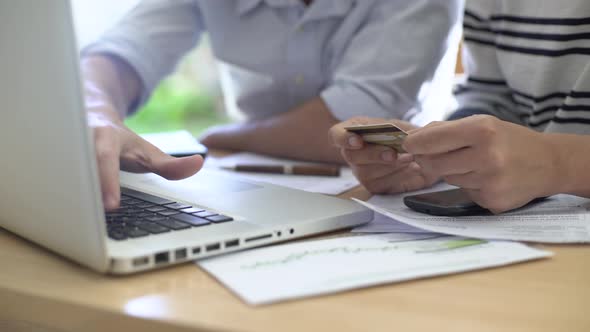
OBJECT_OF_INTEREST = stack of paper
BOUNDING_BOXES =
[353,183,590,243]
[352,211,433,234]
[199,233,550,305]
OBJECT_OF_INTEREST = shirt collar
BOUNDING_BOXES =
[237,0,354,19]
[236,0,262,16]
[237,0,293,16]
[303,0,354,22]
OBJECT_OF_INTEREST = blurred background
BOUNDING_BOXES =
[72,0,230,136]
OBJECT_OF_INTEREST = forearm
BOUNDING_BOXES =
[547,133,590,197]
[81,55,142,120]
[202,97,344,163]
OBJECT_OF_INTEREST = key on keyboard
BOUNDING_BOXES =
[104,188,236,240]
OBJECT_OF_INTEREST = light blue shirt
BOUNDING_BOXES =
[85,0,461,121]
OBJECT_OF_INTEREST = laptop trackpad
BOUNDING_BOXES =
[120,169,262,195]
[183,171,261,193]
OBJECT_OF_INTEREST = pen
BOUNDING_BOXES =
[221,164,341,177]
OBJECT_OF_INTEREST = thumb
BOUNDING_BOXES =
[120,132,204,180]
[151,153,204,180]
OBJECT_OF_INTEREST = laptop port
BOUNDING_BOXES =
[245,233,272,243]
[154,251,169,265]
[175,248,187,261]
[132,256,149,267]
[206,243,221,252]
[225,239,239,248]
[192,247,201,255]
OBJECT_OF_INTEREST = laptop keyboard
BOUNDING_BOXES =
[105,188,234,241]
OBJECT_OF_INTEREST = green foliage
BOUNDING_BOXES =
[125,78,229,136]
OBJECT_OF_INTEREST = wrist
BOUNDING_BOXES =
[540,133,567,196]
[200,123,249,151]
[543,133,588,196]
[85,87,123,122]
[81,55,140,119]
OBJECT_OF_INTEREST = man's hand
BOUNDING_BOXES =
[329,117,439,194]
[199,97,343,163]
[87,99,203,211]
[403,115,561,213]
[199,122,247,151]
[83,56,203,211]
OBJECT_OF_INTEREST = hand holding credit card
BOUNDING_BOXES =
[345,123,408,153]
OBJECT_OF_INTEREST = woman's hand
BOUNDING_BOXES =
[404,115,562,213]
[329,117,439,194]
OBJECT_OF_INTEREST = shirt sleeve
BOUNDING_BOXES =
[448,5,524,124]
[82,0,204,112]
[321,0,462,121]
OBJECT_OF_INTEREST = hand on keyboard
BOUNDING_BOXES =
[82,56,204,211]
[106,188,234,241]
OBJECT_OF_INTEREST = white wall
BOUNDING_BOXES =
[70,0,221,95]
[71,0,139,48]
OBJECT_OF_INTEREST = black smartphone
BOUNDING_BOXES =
[140,132,208,159]
[404,188,547,216]
[403,188,487,216]
[168,144,208,159]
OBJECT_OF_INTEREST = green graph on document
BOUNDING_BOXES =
[240,238,486,270]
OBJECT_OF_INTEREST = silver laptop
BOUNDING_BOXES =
[0,0,372,274]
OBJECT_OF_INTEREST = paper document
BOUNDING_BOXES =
[205,152,359,195]
[355,183,590,243]
[352,212,434,234]
[198,233,550,305]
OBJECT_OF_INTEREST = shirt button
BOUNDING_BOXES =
[295,75,305,85]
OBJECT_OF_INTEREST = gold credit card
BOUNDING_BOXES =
[345,123,407,153]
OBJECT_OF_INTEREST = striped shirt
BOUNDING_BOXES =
[451,0,590,135]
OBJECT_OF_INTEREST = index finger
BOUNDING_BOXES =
[403,118,477,155]
[94,130,121,211]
